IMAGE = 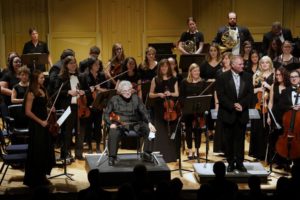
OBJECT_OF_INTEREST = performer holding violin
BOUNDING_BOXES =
[249,56,274,161]
[104,80,156,166]
[116,57,142,98]
[179,63,208,159]
[83,57,108,153]
[149,59,179,163]
[277,70,300,167]
[106,43,125,87]
[23,70,55,187]
[55,55,90,161]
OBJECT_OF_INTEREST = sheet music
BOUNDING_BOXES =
[57,106,71,127]
[210,109,261,120]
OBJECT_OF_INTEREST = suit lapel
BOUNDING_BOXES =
[228,72,237,99]
[238,74,245,99]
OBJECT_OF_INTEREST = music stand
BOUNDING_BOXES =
[179,54,206,73]
[91,89,117,110]
[21,53,48,71]
[183,95,212,164]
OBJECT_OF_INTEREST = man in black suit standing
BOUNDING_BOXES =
[213,12,254,55]
[262,21,293,54]
[216,55,253,172]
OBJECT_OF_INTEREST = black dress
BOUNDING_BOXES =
[138,66,157,104]
[249,73,274,160]
[23,94,55,187]
[152,77,179,162]
[13,84,28,100]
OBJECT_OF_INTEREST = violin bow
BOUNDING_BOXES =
[199,80,215,95]
[46,83,64,121]
[95,70,128,88]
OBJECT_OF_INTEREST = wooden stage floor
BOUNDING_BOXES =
[0,134,289,195]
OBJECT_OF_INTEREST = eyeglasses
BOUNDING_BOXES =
[290,76,299,79]
[13,60,21,64]
[121,89,132,94]
[116,48,122,51]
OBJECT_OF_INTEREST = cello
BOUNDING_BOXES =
[276,86,300,160]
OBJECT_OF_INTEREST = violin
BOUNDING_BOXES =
[255,90,269,114]
[109,62,122,77]
[46,83,64,137]
[109,112,136,127]
[48,110,59,137]
[163,98,178,122]
[78,94,91,118]
[192,114,205,129]
[276,86,300,160]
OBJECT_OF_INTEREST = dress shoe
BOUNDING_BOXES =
[108,157,115,166]
[227,164,235,172]
[141,152,154,162]
[75,155,85,160]
[236,163,247,172]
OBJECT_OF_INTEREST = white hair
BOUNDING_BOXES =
[117,80,132,93]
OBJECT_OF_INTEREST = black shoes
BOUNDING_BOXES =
[108,157,115,166]
[75,155,85,161]
[227,164,235,172]
[236,163,247,172]
[141,152,154,163]
[227,163,247,172]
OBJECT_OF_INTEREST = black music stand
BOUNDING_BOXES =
[49,108,74,181]
[179,54,206,74]
[91,89,117,110]
[183,95,212,163]
[21,53,48,71]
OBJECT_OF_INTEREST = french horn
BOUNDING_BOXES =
[182,40,196,54]
[219,27,239,52]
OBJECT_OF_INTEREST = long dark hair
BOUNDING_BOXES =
[59,56,78,80]
[275,67,290,87]
[156,59,172,83]
[27,70,46,97]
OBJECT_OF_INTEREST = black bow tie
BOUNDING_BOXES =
[70,73,77,76]
[230,27,237,30]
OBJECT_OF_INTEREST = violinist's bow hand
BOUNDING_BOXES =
[292,105,300,111]
[148,122,156,132]
[41,120,48,128]
[164,91,171,96]
[90,86,95,92]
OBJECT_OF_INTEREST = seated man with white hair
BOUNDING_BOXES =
[104,80,156,166]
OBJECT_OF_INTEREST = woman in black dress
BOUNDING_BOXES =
[249,56,274,160]
[149,59,179,162]
[23,70,55,187]
[179,63,207,159]
[267,67,290,168]
[11,66,30,104]
[138,46,158,104]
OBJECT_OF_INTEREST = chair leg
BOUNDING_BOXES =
[0,162,5,173]
[0,165,9,185]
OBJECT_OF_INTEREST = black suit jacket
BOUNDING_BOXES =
[262,28,293,54]
[213,25,254,53]
[216,70,253,125]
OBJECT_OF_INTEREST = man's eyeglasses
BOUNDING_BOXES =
[290,76,300,79]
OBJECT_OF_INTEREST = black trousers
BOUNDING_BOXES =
[223,120,246,165]
[108,122,153,157]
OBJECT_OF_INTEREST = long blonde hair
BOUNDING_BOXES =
[186,63,201,83]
